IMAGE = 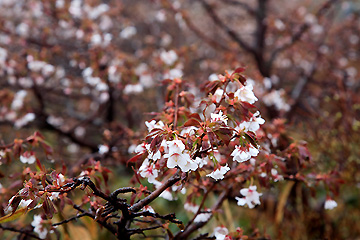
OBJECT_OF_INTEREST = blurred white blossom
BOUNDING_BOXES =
[14,113,35,129]
[120,26,137,39]
[31,215,48,239]
[160,50,178,66]
[20,152,36,164]
[325,199,337,210]
[194,212,211,223]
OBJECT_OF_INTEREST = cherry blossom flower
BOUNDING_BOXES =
[49,192,60,201]
[231,144,259,163]
[20,152,36,164]
[127,144,137,154]
[237,111,265,132]
[160,50,178,66]
[0,47,7,66]
[179,155,198,172]
[145,144,161,161]
[260,172,267,178]
[166,139,186,155]
[0,150,5,158]
[263,89,290,111]
[87,3,109,20]
[155,10,167,22]
[213,88,224,103]
[180,126,198,136]
[164,152,188,170]
[119,26,137,39]
[206,164,230,180]
[184,202,199,213]
[194,212,212,223]
[271,168,284,182]
[5,196,33,214]
[14,113,36,129]
[213,226,229,240]
[153,180,175,201]
[11,90,27,110]
[31,215,48,239]
[171,184,185,193]
[98,145,109,155]
[134,143,147,154]
[123,83,143,95]
[195,157,208,168]
[16,23,29,37]
[142,205,155,213]
[250,158,256,166]
[211,111,228,125]
[145,120,165,132]
[324,199,337,210]
[164,68,183,79]
[234,82,258,104]
[203,103,216,119]
[138,158,158,183]
[236,185,262,208]
[208,73,219,81]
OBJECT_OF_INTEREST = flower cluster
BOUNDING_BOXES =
[131,69,267,216]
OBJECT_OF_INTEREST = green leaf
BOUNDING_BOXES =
[0,207,32,224]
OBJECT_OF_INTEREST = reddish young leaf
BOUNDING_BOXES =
[28,197,40,209]
[127,153,144,166]
[188,113,202,122]
[207,130,218,146]
[214,127,232,145]
[203,80,221,94]
[42,196,56,219]
[233,67,246,74]
[150,134,164,153]
[40,141,53,156]
[244,132,258,148]
[36,158,45,172]
[9,196,22,215]
[184,118,201,127]
[131,166,142,185]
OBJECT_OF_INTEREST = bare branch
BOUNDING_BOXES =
[199,0,255,53]
[162,0,231,51]
[52,213,88,227]
[268,0,339,68]
[221,0,256,16]
[0,224,42,240]
[174,185,232,239]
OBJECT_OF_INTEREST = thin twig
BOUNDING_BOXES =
[174,83,180,130]
[268,0,339,68]
[0,224,41,240]
[52,213,88,227]
[174,186,232,239]
[199,0,254,53]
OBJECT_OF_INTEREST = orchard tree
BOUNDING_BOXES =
[0,0,359,239]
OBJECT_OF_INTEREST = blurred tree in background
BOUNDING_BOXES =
[0,0,359,239]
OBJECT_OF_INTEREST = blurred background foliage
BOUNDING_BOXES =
[0,0,360,239]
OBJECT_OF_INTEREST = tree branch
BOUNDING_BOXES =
[162,0,231,51]
[0,224,41,240]
[52,213,88,227]
[221,0,256,16]
[174,187,231,239]
[199,0,254,53]
[130,170,181,212]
